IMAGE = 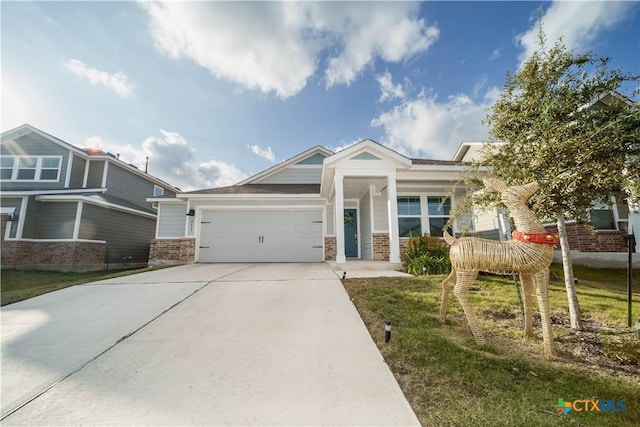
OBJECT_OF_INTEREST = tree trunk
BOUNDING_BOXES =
[556,211,583,330]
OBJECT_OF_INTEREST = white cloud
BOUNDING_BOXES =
[516,1,634,64]
[489,48,500,60]
[82,130,247,191]
[249,144,276,163]
[376,70,406,102]
[139,1,437,98]
[65,59,134,97]
[371,87,499,159]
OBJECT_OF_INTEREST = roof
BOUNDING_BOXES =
[411,158,466,166]
[182,184,321,195]
[1,124,180,193]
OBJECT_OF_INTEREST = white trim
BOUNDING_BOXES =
[64,153,73,188]
[174,193,322,200]
[0,188,107,196]
[8,238,106,243]
[335,173,345,263]
[155,202,162,238]
[193,204,324,211]
[1,207,15,241]
[387,174,400,263]
[82,159,90,188]
[72,201,83,239]
[35,194,157,219]
[101,161,109,188]
[16,196,28,239]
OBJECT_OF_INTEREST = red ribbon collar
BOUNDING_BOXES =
[512,230,559,245]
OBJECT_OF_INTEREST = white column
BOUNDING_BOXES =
[387,174,400,263]
[72,201,84,240]
[335,173,346,264]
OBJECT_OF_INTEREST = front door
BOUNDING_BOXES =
[344,209,358,258]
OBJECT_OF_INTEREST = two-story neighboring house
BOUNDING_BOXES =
[1,124,180,271]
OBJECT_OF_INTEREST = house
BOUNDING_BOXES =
[149,139,473,265]
[1,124,181,271]
[454,141,635,261]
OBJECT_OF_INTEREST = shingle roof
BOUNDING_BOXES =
[410,158,467,166]
[182,184,321,195]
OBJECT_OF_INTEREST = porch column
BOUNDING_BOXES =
[387,174,400,263]
[335,173,346,264]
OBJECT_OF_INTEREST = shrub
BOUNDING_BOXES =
[401,233,451,275]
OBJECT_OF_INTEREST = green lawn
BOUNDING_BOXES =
[1,267,165,306]
[343,265,640,427]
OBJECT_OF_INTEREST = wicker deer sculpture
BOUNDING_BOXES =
[439,178,557,356]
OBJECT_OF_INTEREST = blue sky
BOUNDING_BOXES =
[2,1,638,191]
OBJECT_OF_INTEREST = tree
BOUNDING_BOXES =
[480,31,640,330]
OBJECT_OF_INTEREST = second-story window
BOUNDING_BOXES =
[0,156,62,181]
[153,185,164,209]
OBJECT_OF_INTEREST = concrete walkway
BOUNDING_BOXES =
[1,263,419,426]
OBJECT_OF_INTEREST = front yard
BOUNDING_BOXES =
[343,266,640,426]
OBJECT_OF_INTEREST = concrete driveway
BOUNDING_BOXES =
[1,263,419,426]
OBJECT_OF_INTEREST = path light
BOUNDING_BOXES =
[342,272,346,280]
[422,266,427,276]
[384,320,392,343]
[635,318,640,341]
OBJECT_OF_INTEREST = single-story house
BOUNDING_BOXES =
[149,139,473,264]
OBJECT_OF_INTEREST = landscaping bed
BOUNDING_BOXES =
[343,269,640,426]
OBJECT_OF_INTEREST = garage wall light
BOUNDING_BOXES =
[186,208,195,216]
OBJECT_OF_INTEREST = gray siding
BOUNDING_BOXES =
[21,197,41,238]
[80,204,155,264]
[157,203,187,238]
[327,204,334,235]
[37,202,77,239]
[360,189,372,260]
[0,133,70,191]
[259,167,322,184]
[69,155,86,188]
[616,197,629,220]
[86,160,105,188]
[105,164,156,210]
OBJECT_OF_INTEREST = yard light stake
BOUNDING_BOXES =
[384,320,391,343]
[628,221,634,327]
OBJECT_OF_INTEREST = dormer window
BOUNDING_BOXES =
[152,185,164,209]
[0,156,62,181]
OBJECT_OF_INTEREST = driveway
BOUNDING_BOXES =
[1,263,419,426]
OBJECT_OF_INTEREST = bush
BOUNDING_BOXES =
[401,233,451,275]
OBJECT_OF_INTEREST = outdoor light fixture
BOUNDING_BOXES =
[384,320,392,343]
[5,213,16,222]
[186,208,195,216]
[422,266,427,276]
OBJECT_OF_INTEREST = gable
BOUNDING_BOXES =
[239,146,333,185]
[350,152,381,161]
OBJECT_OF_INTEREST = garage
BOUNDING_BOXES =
[197,209,323,262]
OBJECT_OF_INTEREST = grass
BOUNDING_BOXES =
[343,264,640,427]
[1,267,165,306]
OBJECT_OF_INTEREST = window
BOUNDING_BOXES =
[591,200,615,230]
[398,196,422,237]
[152,185,164,209]
[40,157,61,180]
[427,196,452,237]
[1,157,14,180]
[0,156,62,181]
[17,157,37,180]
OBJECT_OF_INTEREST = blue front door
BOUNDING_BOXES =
[344,209,358,258]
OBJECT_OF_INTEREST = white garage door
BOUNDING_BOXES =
[198,209,323,262]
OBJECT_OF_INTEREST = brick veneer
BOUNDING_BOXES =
[324,237,336,261]
[149,238,196,263]
[544,222,627,253]
[372,233,390,261]
[1,240,105,272]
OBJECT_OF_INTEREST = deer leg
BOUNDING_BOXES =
[439,269,457,322]
[453,270,484,345]
[532,268,554,357]
[519,273,534,337]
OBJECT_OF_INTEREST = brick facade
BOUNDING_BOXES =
[149,238,196,264]
[324,237,336,261]
[1,240,106,272]
[544,222,628,253]
[372,233,390,261]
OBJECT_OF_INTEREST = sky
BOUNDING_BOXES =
[2,1,639,191]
